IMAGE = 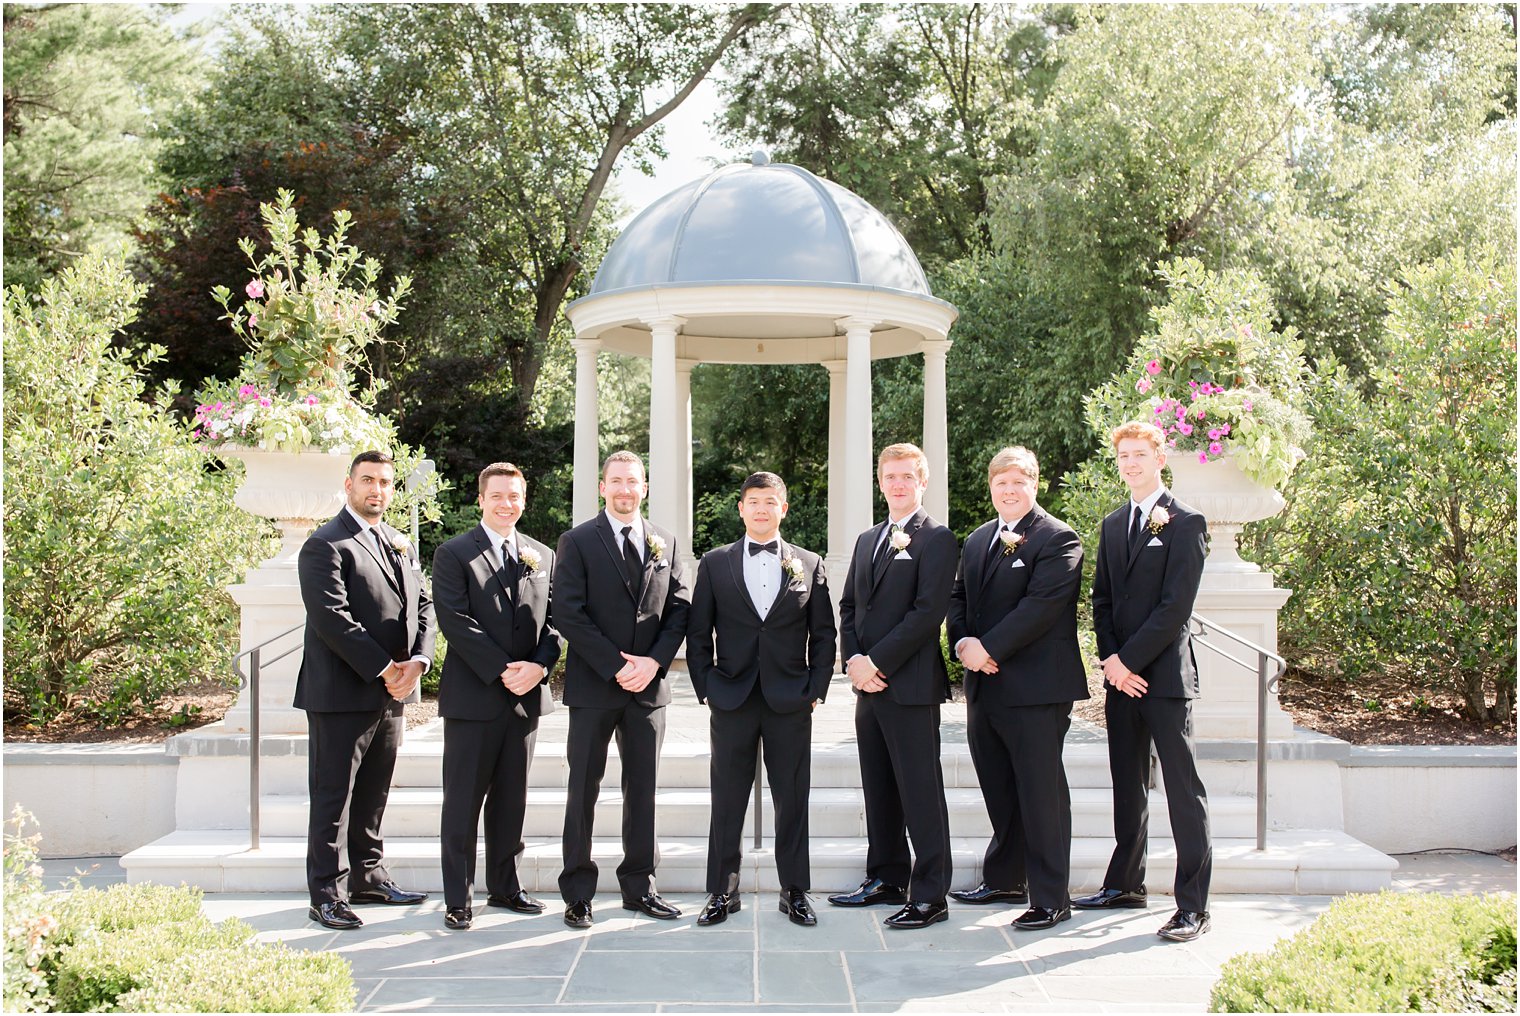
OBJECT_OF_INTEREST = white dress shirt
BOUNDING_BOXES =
[742,536,782,620]
[606,509,645,562]
[481,523,518,570]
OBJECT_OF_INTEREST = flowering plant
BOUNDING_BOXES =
[520,547,542,575]
[781,554,805,582]
[1086,258,1311,489]
[646,533,667,562]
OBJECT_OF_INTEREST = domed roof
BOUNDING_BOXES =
[589,155,931,297]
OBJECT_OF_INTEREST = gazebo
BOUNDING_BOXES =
[564,152,958,587]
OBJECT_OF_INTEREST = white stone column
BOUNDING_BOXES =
[839,317,878,543]
[824,360,849,597]
[645,316,684,535]
[921,339,951,526]
[674,357,697,572]
[571,338,602,525]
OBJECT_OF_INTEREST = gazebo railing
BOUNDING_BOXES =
[232,622,303,851]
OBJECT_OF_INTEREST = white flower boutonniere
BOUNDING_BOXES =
[390,533,412,557]
[999,530,1024,557]
[781,554,805,583]
[519,547,541,575]
[646,533,666,562]
[889,526,912,552]
[1147,507,1171,535]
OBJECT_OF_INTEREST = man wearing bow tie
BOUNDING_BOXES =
[829,443,959,930]
[1075,421,1212,943]
[686,472,837,928]
[552,450,691,928]
[296,450,435,930]
[432,462,563,930]
[947,447,1086,931]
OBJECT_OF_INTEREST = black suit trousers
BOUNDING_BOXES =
[1103,690,1212,912]
[706,690,812,893]
[306,702,404,905]
[855,693,952,902]
[559,701,666,902]
[966,699,1074,908]
[440,712,539,908]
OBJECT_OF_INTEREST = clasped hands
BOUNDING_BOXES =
[1101,654,1148,697]
[955,638,999,675]
[846,654,888,693]
[614,652,659,693]
[383,659,425,701]
[500,661,547,696]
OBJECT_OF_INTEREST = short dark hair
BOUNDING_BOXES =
[349,450,394,475]
[478,461,526,496]
[739,471,788,503]
[601,450,645,479]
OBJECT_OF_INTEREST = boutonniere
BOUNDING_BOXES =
[889,526,912,552]
[519,547,541,575]
[999,530,1024,557]
[389,533,412,557]
[1147,507,1171,535]
[645,533,666,562]
[781,554,805,583]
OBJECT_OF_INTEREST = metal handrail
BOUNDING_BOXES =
[232,622,304,850]
[1188,612,1286,851]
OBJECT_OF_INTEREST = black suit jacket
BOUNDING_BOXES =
[551,514,691,709]
[838,508,959,706]
[686,539,837,713]
[432,525,563,722]
[294,510,436,712]
[947,508,1089,707]
[1091,492,1208,699]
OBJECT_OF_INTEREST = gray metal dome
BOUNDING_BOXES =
[589,158,931,296]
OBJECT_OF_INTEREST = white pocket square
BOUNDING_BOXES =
[1146,537,1163,547]
[1010,558,1027,569]
[894,550,912,560]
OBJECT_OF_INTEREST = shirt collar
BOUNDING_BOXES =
[480,522,516,559]
[345,504,381,538]
[1131,486,1168,517]
[886,509,917,529]
[605,509,643,543]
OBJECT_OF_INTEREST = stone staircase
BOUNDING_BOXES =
[122,671,1396,896]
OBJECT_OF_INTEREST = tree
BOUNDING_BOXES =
[2,3,203,288]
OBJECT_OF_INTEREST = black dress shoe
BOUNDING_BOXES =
[487,890,546,914]
[827,878,908,908]
[349,880,428,905]
[444,906,473,930]
[1157,909,1210,942]
[1011,905,1072,931]
[563,899,593,928]
[1072,887,1148,910]
[622,892,681,920]
[308,900,363,930]
[779,888,817,927]
[948,881,1029,905]
[883,900,949,929]
[697,892,741,926]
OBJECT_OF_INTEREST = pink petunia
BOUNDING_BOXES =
[1243,399,1254,411]
[245,279,265,299]
[1208,428,1221,440]
[249,314,259,328]
[1209,441,1223,455]
[1198,451,1209,463]
[1178,423,1194,436]
[1221,424,1231,435]
[304,394,319,406]
[1136,378,1153,394]
[1145,359,1162,376]
[258,397,272,407]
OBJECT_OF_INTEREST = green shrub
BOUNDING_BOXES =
[111,944,356,1013]
[53,883,204,936]
[3,811,58,1013]
[52,919,253,1012]
[1211,890,1518,1012]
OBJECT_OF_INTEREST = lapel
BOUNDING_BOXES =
[637,524,659,597]
[768,538,795,615]
[974,518,1005,598]
[870,510,924,597]
[344,510,403,599]
[725,540,762,621]
[1122,496,1164,577]
[473,527,514,603]
[594,513,640,603]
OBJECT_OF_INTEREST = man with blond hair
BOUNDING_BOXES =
[1075,421,1212,943]
[947,446,1086,931]
[830,442,959,929]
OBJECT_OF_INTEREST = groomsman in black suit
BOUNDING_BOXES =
[552,450,691,928]
[296,450,434,930]
[432,462,563,930]
[829,442,959,930]
[1075,420,1212,942]
[686,472,837,928]
[947,447,1087,931]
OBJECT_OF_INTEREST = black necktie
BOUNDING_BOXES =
[1129,505,1145,551]
[872,524,897,568]
[987,523,1012,567]
[621,525,643,586]
[749,540,778,556]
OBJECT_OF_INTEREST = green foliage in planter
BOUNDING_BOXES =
[52,883,204,937]
[1210,890,1517,1012]
[52,918,253,1012]
[111,944,356,1013]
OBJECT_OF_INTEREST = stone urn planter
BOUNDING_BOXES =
[1165,452,1285,575]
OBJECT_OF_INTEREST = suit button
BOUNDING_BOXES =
[866,604,873,611]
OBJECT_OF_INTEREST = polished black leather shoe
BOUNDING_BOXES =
[1011,905,1072,931]
[883,900,949,929]
[563,899,593,928]
[1157,909,1211,942]
[779,888,817,927]
[308,900,363,930]
[948,881,1029,905]
[827,878,908,908]
[487,890,546,914]
[622,892,681,920]
[349,880,428,906]
[1072,887,1148,910]
[697,892,741,926]
[444,906,473,930]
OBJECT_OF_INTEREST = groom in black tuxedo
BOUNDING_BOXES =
[552,450,691,928]
[432,462,563,930]
[296,450,435,930]
[686,472,836,928]
[948,446,1087,931]
[830,442,959,930]
[1075,420,1212,942]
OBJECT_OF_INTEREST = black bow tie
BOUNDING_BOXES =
[749,541,778,556]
